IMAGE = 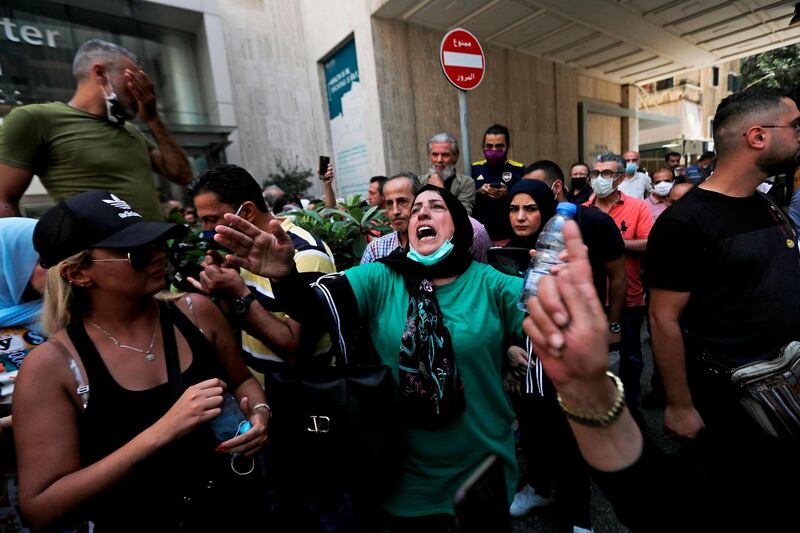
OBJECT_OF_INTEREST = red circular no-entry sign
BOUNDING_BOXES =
[440,28,485,91]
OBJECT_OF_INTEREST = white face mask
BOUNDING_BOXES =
[653,181,674,197]
[591,176,616,198]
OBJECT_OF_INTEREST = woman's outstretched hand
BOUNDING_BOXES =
[523,221,610,398]
[523,221,642,473]
[214,215,296,279]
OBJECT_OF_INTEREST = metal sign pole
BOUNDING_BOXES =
[458,90,471,175]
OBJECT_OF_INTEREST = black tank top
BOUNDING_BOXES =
[68,300,259,531]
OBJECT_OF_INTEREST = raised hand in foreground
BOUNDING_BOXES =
[523,221,643,472]
[214,214,296,279]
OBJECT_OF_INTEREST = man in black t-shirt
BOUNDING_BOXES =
[647,87,800,529]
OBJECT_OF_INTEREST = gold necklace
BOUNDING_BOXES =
[87,306,160,362]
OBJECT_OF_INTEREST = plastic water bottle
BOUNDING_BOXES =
[518,202,578,310]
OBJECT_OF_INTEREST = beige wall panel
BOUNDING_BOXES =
[371,20,583,177]
[506,52,539,162]
[465,45,510,165]
[578,75,622,104]
[555,63,579,167]
[371,18,420,176]
[405,24,461,173]
[587,114,622,160]
[534,58,559,163]
[219,0,325,186]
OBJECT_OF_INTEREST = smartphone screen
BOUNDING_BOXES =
[490,183,503,188]
[454,455,511,533]
[318,155,331,178]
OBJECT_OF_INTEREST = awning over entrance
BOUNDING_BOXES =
[373,0,800,84]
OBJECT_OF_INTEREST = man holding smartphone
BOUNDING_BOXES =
[472,124,525,244]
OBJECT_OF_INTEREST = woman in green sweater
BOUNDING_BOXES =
[216,185,525,530]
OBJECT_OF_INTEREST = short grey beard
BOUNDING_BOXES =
[430,164,456,180]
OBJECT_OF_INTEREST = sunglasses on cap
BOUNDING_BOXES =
[89,241,167,271]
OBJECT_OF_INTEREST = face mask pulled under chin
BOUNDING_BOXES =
[103,84,134,125]
[408,238,454,266]
[591,176,616,198]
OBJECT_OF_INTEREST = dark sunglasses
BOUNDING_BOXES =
[90,242,167,271]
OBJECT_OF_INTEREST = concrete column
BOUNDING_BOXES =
[621,84,639,152]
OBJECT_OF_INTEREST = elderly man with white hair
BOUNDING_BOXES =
[419,132,476,214]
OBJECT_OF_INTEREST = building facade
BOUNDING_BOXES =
[9,0,788,210]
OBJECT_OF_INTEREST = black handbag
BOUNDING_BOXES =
[264,274,404,493]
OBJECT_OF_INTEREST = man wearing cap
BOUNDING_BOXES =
[0,39,191,221]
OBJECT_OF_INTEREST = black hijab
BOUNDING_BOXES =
[377,185,472,428]
[378,184,474,279]
[506,179,558,249]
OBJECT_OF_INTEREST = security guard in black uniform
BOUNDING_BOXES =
[471,124,525,242]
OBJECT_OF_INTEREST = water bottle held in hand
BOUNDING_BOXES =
[518,202,577,310]
[209,392,251,442]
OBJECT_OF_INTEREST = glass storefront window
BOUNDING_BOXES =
[0,0,207,125]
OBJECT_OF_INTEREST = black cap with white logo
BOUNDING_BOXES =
[34,190,185,268]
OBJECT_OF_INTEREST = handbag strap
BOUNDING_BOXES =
[311,273,349,367]
[158,300,183,401]
[759,191,797,242]
[50,338,91,410]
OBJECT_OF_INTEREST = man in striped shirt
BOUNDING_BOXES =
[187,164,336,373]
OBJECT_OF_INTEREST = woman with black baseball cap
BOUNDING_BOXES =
[13,190,269,531]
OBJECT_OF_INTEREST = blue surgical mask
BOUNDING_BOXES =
[408,239,454,266]
[625,162,638,175]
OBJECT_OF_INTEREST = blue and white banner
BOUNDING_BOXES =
[324,39,369,198]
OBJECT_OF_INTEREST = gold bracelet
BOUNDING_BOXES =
[557,371,625,427]
[252,402,271,413]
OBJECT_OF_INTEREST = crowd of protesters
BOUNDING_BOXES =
[0,38,798,533]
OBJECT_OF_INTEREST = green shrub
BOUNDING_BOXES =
[289,194,391,269]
